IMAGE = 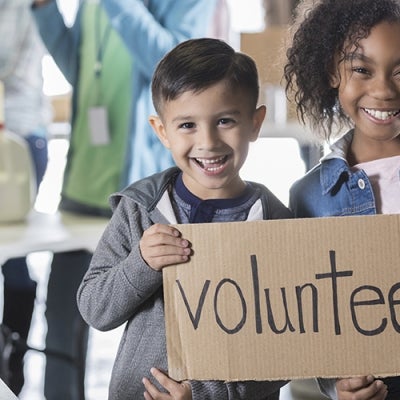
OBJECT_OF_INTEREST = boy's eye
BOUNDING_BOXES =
[218,118,235,126]
[179,122,195,129]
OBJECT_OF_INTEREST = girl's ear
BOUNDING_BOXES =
[329,54,341,88]
[329,71,340,89]
[149,115,170,148]
[250,105,266,142]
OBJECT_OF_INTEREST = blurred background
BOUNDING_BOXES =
[9,1,322,399]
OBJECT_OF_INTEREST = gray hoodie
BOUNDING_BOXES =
[77,167,292,399]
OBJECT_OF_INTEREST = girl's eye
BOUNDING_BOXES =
[352,66,369,75]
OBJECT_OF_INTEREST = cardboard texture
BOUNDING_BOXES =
[163,214,400,381]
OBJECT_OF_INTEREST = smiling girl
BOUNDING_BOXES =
[285,0,400,399]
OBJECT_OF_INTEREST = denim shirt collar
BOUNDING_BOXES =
[319,130,353,195]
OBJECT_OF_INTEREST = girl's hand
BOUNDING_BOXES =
[336,376,387,400]
[140,224,191,271]
[143,368,192,400]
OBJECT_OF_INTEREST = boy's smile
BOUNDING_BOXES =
[193,155,229,174]
[150,80,265,200]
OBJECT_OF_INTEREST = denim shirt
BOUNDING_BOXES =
[289,130,377,217]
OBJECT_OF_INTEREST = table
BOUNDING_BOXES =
[0,210,109,265]
[0,209,109,399]
[0,378,17,400]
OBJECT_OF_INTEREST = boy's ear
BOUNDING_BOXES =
[149,115,170,148]
[250,105,266,142]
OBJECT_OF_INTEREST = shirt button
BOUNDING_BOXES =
[358,179,366,189]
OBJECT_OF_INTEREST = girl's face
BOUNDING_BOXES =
[331,21,400,161]
[149,81,265,200]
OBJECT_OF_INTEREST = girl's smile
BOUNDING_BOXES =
[332,21,400,162]
[362,107,400,123]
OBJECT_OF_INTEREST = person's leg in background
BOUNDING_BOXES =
[1,132,48,395]
[44,250,91,400]
[2,260,37,394]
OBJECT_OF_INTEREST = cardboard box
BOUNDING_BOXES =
[241,26,288,87]
[240,26,298,121]
[163,214,400,381]
[50,92,71,123]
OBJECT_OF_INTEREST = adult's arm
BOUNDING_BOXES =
[101,0,216,79]
[31,0,81,84]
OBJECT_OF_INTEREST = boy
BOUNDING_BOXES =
[77,38,292,400]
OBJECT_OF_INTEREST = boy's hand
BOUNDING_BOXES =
[140,224,191,271]
[336,376,387,400]
[143,368,192,400]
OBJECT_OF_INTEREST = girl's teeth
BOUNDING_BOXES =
[364,108,400,120]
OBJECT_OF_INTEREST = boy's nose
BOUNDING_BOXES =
[196,126,218,150]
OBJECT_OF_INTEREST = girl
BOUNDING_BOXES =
[284,0,400,399]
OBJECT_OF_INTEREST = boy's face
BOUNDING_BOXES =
[331,21,400,160]
[149,81,265,200]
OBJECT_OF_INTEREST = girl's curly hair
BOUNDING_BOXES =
[284,0,400,141]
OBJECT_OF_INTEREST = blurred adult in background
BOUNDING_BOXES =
[31,1,217,399]
[0,0,51,394]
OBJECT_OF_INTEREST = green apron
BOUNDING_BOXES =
[63,2,132,209]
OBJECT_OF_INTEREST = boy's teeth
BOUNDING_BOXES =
[196,156,225,164]
[364,108,400,120]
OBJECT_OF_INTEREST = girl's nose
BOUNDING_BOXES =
[370,74,398,100]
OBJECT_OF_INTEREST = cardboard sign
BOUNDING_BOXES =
[163,214,400,381]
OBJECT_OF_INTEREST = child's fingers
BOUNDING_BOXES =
[143,369,192,400]
[336,376,387,400]
[142,224,189,249]
[146,243,191,258]
[145,223,183,239]
[140,224,192,270]
[150,368,190,398]
[153,253,191,269]
[142,243,191,270]
[337,375,375,391]
[150,368,172,389]
[143,376,166,400]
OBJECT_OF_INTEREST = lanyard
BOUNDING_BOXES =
[94,5,112,77]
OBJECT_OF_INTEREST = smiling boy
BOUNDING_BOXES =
[77,38,292,400]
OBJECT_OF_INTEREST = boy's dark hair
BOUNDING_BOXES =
[152,38,260,115]
[284,0,400,140]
